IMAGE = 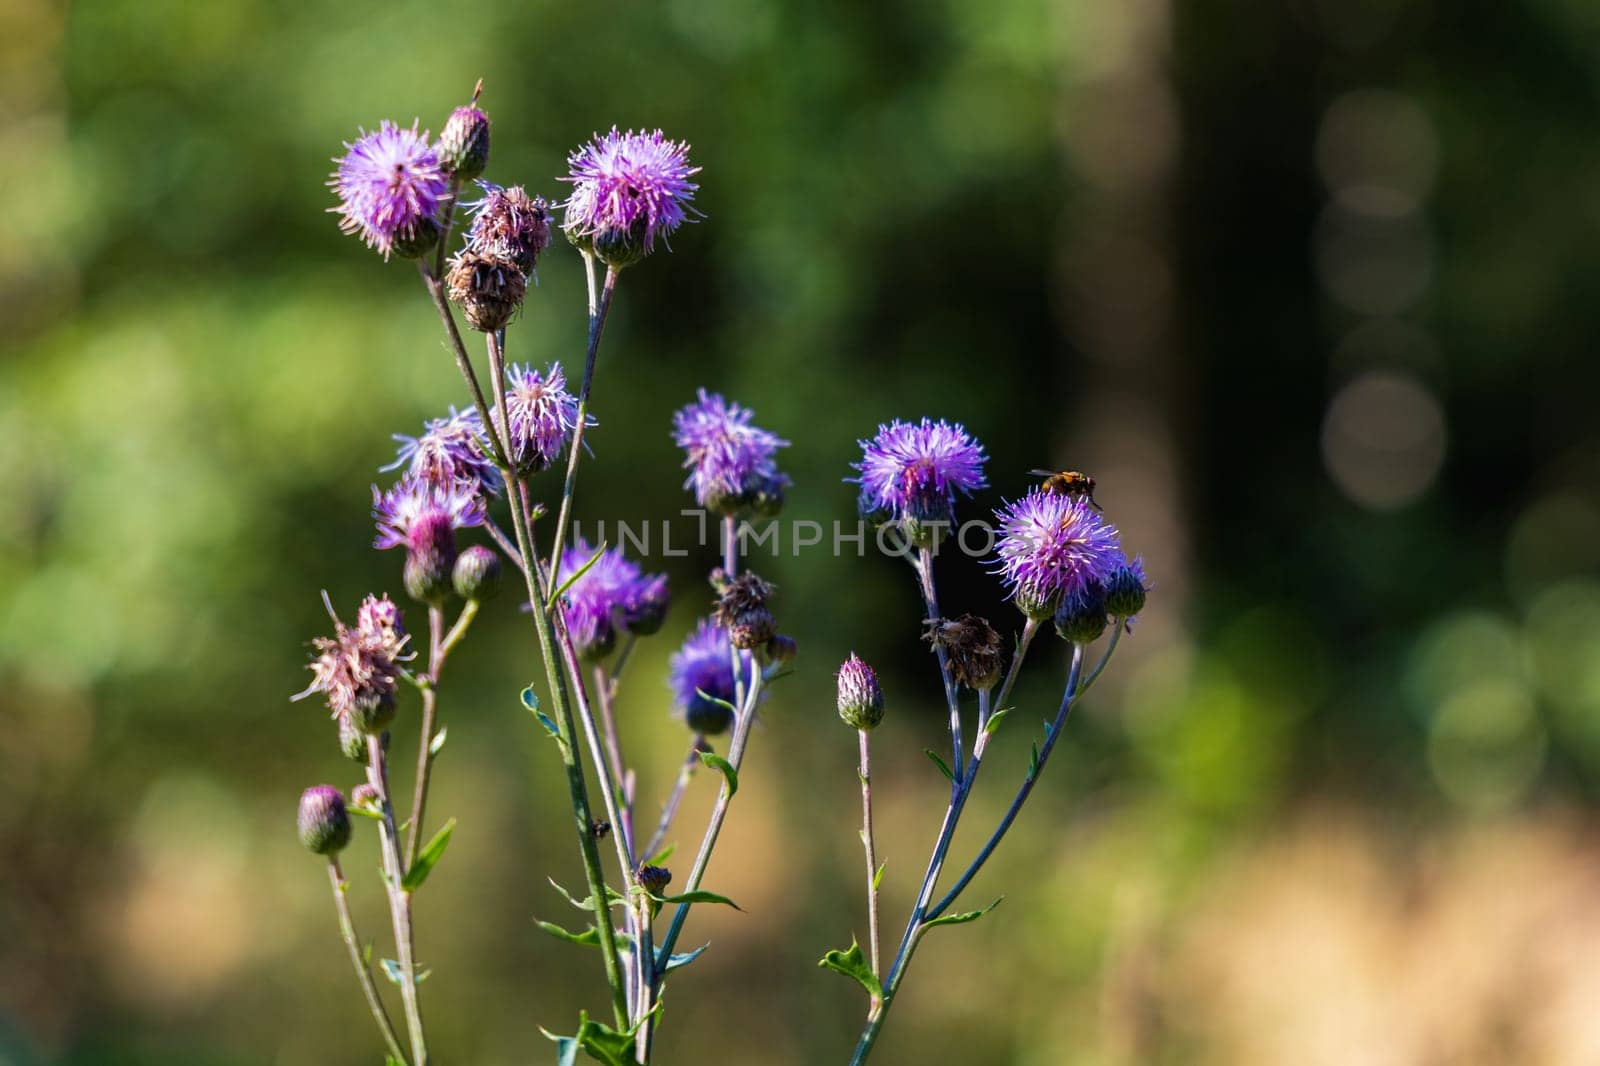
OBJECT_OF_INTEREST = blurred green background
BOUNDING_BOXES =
[6,0,1600,1063]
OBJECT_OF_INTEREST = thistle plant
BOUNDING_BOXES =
[827,425,1149,1064]
[295,81,800,1066]
[292,79,1146,1065]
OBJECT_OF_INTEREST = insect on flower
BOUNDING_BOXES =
[1029,468,1101,511]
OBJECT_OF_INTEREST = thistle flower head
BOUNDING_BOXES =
[562,128,700,262]
[502,362,585,476]
[668,620,755,735]
[465,182,552,274]
[385,406,502,495]
[710,569,777,650]
[294,594,411,734]
[853,418,988,526]
[438,105,491,180]
[672,389,788,512]
[556,539,669,658]
[297,785,352,855]
[445,250,526,332]
[329,120,450,259]
[1054,582,1109,644]
[993,489,1122,620]
[372,476,487,552]
[1103,555,1149,621]
[836,653,885,731]
[620,572,671,636]
[923,614,1004,690]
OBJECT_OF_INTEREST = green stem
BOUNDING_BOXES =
[546,267,618,575]
[420,271,629,1027]
[368,734,428,1066]
[915,547,964,782]
[326,858,410,1066]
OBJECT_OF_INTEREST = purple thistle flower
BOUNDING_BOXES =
[555,539,670,657]
[372,476,487,551]
[293,594,411,733]
[465,182,552,274]
[672,389,789,511]
[667,620,756,736]
[502,362,586,476]
[993,488,1123,620]
[853,418,988,525]
[562,128,700,254]
[329,120,450,259]
[384,406,502,495]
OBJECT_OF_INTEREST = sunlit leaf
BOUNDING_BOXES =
[818,938,881,999]
[401,817,455,892]
[699,751,738,796]
[923,896,1003,930]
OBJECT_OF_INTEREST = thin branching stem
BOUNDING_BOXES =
[367,733,428,1065]
[327,857,410,1066]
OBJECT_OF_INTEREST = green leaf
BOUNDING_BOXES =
[550,542,608,604]
[379,958,432,985]
[347,804,383,821]
[982,708,1011,736]
[693,688,739,718]
[643,842,676,867]
[818,938,882,999]
[541,1030,579,1066]
[698,751,739,796]
[429,726,448,756]
[541,1010,633,1066]
[522,685,562,740]
[549,877,626,912]
[534,918,602,947]
[663,942,709,973]
[923,896,1004,930]
[386,1057,407,1066]
[923,748,955,782]
[401,817,456,892]
[648,888,743,911]
[1028,742,1041,778]
[873,862,887,891]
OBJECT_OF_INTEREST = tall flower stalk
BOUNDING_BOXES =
[833,428,1150,1064]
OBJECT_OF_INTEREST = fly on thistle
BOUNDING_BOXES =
[1029,468,1101,511]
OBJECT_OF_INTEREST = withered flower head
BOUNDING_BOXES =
[710,569,776,650]
[924,613,1004,691]
[445,250,526,332]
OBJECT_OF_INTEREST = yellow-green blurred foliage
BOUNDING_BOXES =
[6,0,1600,1063]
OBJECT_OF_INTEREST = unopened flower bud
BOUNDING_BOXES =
[391,217,441,260]
[837,654,885,731]
[298,786,351,855]
[446,250,526,332]
[438,105,490,181]
[620,576,670,637]
[404,512,459,605]
[1054,585,1108,645]
[350,783,380,812]
[765,634,797,667]
[748,474,787,519]
[1014,586,1060,623]
[1103,557,1148,619]
[452,544,502,601]
[637,864,673,898]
